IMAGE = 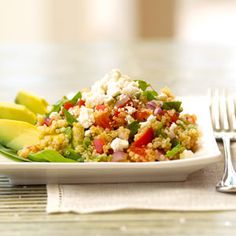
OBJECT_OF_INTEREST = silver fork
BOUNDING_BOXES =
[210,89,236,193]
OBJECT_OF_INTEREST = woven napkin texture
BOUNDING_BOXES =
[47,144,236,214]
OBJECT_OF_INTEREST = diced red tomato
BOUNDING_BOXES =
[133,110,150,121]
[114,110,120,117]
[77,99,85,107]
[93,138,105,154]
[63,101,73,110]
[95,104,106,111]
[133,128,154,147]
[43,117,52,126]
[170,112,179,123]
[129,145,147,157]
[95,111,111,129]
[115,96,130,108]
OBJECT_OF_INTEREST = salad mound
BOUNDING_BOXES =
[18,69,200,162]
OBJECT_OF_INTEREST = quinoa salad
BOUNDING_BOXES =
[18,69,200,162]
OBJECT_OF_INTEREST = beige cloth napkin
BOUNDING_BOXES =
[47,144,236,214]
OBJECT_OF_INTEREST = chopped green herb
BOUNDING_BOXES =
[63,108,77,125]
[128,121,140,136]
[48,96,68,114]
[136,80,150,91]
[162,101,182,112]
[166,144,184,158]
[143,90,158,101]
[63,148,84,162]
[69,91,82,105]
[28,150,76,162]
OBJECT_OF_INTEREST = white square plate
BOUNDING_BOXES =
[0,96,221,185]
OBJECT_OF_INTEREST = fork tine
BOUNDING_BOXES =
[220,90,230,131]
[211,89,221,131]
[228,94,236,131]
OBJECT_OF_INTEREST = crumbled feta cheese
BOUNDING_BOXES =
[169,123,177,139]
[180,150,194,159]
[69,106,80,117]
[121,81,140,97]
[77,106,95,128]
[84,92,106,107]
[84,130,91,136]
[140,114,156,128]
[107,83,121,97]
[49,112,60,119]
[125,114,135,124]
[126,106,136,115]
[110,138,129,152]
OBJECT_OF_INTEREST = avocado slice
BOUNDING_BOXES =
[15,90,48,115]
[0,119,40,151]
[0,102,36,124]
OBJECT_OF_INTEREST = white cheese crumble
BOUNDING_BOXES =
[77,106,95,128]
[110,138,129,152]
[125,114,135,124]
[140,114,156,128]
[49,112,60,119]
[84,130,91,136]
[180,150,194,159]
[83,69,141,108]
[126,106,136,115]
[169,123,177,139]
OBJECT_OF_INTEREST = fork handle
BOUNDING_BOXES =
[222,136,235,180]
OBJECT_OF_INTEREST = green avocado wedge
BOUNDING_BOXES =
[0,119,40,151]
[0,102,36,124]
[15,90,48,115]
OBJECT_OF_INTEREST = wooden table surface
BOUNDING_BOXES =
[0,41,236,235]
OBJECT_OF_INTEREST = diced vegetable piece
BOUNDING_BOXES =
[129,145,147,157]
[63,148,84,162]
[112,151,126,162]
[133,128,154,147]
[93,138,105,154]
[95,104,106,111]
[63,101,73,110]
[166,144,184,158]
[77,99,85,107]
[162,101,182,112]
[128,121,140,136]
[95,112,111,129]
[170,112,179,123]
[133,110,150,121]
[28,150,76,162]
[43,117,52,126]
[146,101,157,110]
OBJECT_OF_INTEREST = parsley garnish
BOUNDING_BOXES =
[63,108,77,125]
